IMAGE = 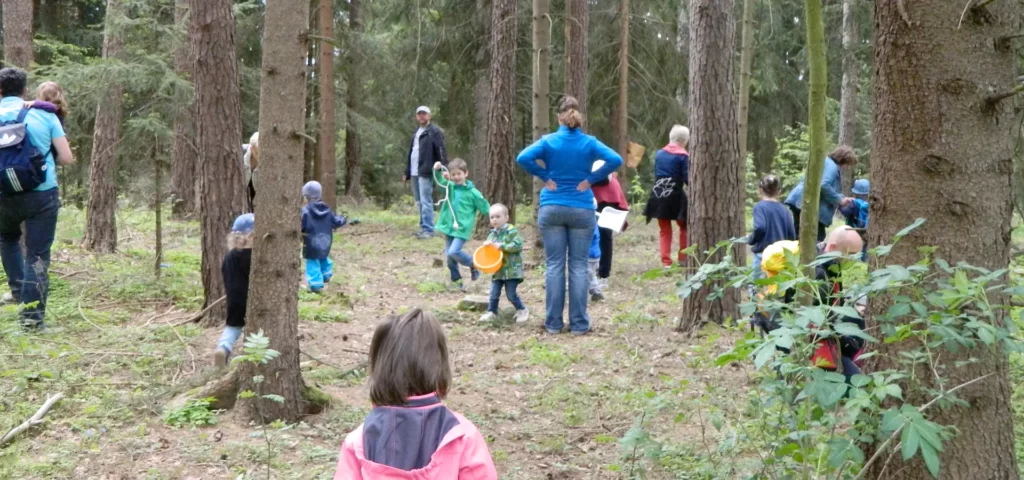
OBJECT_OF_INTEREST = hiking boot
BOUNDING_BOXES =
[470,268,481,282]
[1,292,16,305]
[453,280,466,292]
[309,286,324,294]
[416,231,434,240]
[323,275,332,284]
[591,291,604,302]
[213,347,230,369]
[479,311,497,323]
[514,308,529,324]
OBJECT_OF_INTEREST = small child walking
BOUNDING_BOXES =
[587,221,603,301]
[433,159,490,289]
[479,204,529,324]
[213,213,254,368]
[333,308,498,479]
[748,175,797,278]
[301,181,347,293]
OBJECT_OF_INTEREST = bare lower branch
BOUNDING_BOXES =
[986,84,1024,105]
[172,295,227,326]
[0,393,65,447]
[293,131,317,144]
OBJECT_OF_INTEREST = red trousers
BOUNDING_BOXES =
[658,219,687,267]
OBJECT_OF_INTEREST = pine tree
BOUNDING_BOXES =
[531,0,551,230]
[837,0,858,195]
[2,0,34,69]
[344,0,364,200]
[481,0,516,222]
[565,0,588,116]
[170,0,196,217]
[315,0,337,209]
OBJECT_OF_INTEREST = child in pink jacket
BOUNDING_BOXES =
[333,308,498,480]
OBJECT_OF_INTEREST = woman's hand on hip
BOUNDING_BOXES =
[576,180,591,192]
[544,179,557,191]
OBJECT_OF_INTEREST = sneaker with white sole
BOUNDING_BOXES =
[479,311,496,323]
[514,308,529,324]
[1,292,16,305]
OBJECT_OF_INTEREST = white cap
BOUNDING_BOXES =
[416,106,431,115]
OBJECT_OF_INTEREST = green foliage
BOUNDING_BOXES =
[163,397,219,427]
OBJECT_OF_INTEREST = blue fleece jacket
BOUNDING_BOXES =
[301,201,347,259]
[749,200,797,254]
[785,156,844,227]
[517,126,623,210]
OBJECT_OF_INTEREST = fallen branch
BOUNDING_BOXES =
[986,84,1024,105]
[172,296,226,327]
[0,392,65,447]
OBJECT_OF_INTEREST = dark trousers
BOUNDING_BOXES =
[788,205,826,242]
[598,227,613,278]
[0,189,59,326]
[488,279,525,313]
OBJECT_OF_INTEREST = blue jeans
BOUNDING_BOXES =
[444,236,475,282]
[538,205,596,333]
[751,253,763,279]
[217,326,243,354]
[0,189,59,327]
[305,257,334,290]
[411,176,435,234]
[489,279,525,313]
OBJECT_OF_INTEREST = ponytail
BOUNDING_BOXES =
[557,96,585,130]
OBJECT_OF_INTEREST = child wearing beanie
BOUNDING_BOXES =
[301,181,348,293]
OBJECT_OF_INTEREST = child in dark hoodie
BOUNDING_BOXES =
[301,181,347,293]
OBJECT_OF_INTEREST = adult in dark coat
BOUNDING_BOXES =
[644,125,690,267]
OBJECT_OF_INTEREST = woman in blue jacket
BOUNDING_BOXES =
[784,146,858,242]
[517,96,622,335]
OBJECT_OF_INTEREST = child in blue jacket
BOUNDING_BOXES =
[839,179,870,261]
[301,181,347,293]
[588,202,603,301]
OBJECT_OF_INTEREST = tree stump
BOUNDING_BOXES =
[458,296,490,312]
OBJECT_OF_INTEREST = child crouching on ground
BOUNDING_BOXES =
[213,213,254,368]
[433,159,490,289]
[301,181,347,293]
[479,204,529,324]
[333,308,498,479]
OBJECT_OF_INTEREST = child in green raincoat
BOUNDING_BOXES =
[433,159,491,288]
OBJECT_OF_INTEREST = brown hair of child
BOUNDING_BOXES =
[448,158,469,174]
[759,174,782,198]
[368,308,452,406]
[36,82,69,118]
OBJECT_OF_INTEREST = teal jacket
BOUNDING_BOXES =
[433,169,490,240]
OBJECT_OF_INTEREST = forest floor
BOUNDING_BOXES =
[0,202,1022,479]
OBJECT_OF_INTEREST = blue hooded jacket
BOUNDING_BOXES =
[785,156,844,227]
[301,201,347,259]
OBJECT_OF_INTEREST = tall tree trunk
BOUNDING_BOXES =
[564,0,588,116]
[2,0,34,69]
[344,0,363,200]
[82,0,124,254]
[797,0,827,269]
[154,141,163,278]
[481,0,517,222]
[171,0,196,218]
[471,0,491,176]
[678,0,741,333]
[192,0,246,327]
[736,0,754,165]
[304,32,318,184]
[863,1,1019,477]
[615,0,629,180]
[315,0,336,208]
[239,0,311,424]
[837,0,858,195]
[675,1,688,112]
[531,0,551,233]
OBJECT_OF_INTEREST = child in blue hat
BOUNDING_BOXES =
[840,179,870,260]
[301,181,348,293]
[214,213,255,368]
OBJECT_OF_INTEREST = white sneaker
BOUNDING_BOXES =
[514,309,529,324]
[479,312,496,323]
[1,292,15,305]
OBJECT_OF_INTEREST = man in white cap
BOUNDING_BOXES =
[404,106,448,239]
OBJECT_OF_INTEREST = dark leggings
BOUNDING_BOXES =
[788,205,826,242]
[598,227,613,279]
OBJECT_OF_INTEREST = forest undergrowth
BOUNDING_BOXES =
[0,202,1022,479]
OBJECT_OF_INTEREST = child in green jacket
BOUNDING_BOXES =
[433,159,491,289]
[480,203,529,324]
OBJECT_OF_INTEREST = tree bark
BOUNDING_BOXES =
[796,0,828,269]
[2,0,34,69]
[837,0,858,195]
[564,0,588,116]
[192,0,246,327]
[531,0,551,232]
[615,0,629,181]
[238,0,310,424]
[171,0,196,218]
[471,0,491,176]
[736,0,754,165]
[481,0,517,223]
[315,0,336,209]
[674,1,688,112]
[863,1,1019,478]
[304,29,318,184]
[678,0,742,333]
[82,0,124,254]
[344,0,363,200]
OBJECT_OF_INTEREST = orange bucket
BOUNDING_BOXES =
[473,244,504,274]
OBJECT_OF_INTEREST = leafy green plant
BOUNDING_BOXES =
[163,397,219,427]
[232,330,284,480]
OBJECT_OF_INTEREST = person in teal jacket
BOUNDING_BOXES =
[433,158,490,288]
[516,95,622,336]
[784,146,858,242]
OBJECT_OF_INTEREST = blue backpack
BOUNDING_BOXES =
[0,107,47,194]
